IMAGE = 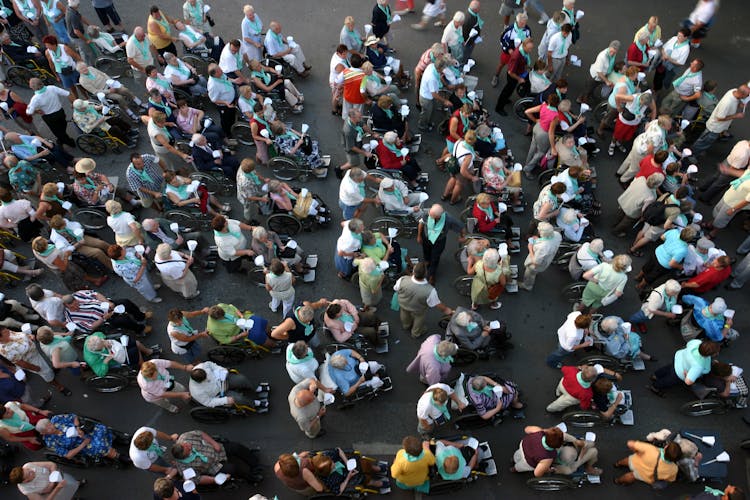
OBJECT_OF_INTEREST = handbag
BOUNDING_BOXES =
[507,171,522,188]
[60,66,74,76]
[482,267,504,301]
[600,289,619,306]
[650,454,669,490]
[620,107,636,121]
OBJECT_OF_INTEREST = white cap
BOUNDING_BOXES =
[593,364,604,375]
[497,202,508,213]
[577,137,587,146]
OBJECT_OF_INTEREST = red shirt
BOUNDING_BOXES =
[684,265,732,294]
[635,155,663,179]
[560,366,593,409]
[472,202,499,233]
[627,42,647,66]
[507,47,529,78]
[342,68,366,104]
[446,109,466,142]
[375,141,407,170]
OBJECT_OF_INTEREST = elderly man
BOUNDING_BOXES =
[240,5,263,61]
[591,316,654,361]
[25,285,65,328]
[171,430,261,485]
[339,167,380,220]
[378,178,424,214]
[691,85,750,156]
[617,115,672,185]
[579,40,620,104]
[440,12,466,62]
[335,218,364,279]
[76,62,143,120]
[327,348,384,396]
[288,377,327,438]
[705,172,750,239]
[396,263,454,338]
[612,173,665,237]
[407,334,458,385]
[416,383,465,437]
[418,57,451,132]
[660,59,704,116]
[546,312,593,368]
[418,204,465,282]
[129,426,178,474]
[462,1,483,63]
[546,364,621,413]
[191,133,239,177]
[520,221,562,291]
[26,78,75,150]
[446,307,511,354]
[62,290,150,336]
[211,215,255,273]
[142,218,200,253]
[65,0,93,64]
[628,279,681,332]
[465,375,523,420]
[125,153,166,209]
[137,359,192,413]
[163,52,207,97]
[264,21,310,77]
[681,295,737,342]
[285,341,319,383]
[176,20,222,61]
[340,108,374,173]
[207,64,237,137]
[189,360,265,408]
[126,26,161,86]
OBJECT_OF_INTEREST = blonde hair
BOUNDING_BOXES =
[140,361,158,378]
[42,182,59,197]
[155,243,172,260]
[105,199,122,215]
[611,254,632,273]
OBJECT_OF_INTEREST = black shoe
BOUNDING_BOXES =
[646,384,665,397]
[496,107,508,116]
[313,428,327,438]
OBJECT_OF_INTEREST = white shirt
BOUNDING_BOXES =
[558,311,585,352]
[29,290,64,325]
[706,89,741,134]
[177,26,206,49]
[393,276,441,307]
[548,32,571,59]
[264,30,286,57]
[164,60,192,84]
[155,251,187,280]
[673,69,702,96]
[662,36,690,67]
[689,0,717,25]
[336,224,361,254]
[0,199,34,228]
[416,383,454,422]
[329,53,347,85]
[106,211,136,238]
[214,218,247,261]
[575,243,601,272]
[419,63,441,101]
[125,36,154,71]
[441,22,462,49]
[378,180,413,211]
[207,75,236,104]
[48,220,84,253]
[339,170,365,206]
[189,361,230,407]
[538,18,562,59]
[129,427,161,470]
[27,85,68,115]
[286,344,319,384]
[589,48,613,80]
[219,44,243,74]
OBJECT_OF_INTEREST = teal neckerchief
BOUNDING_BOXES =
[210,74,233,89]
[730,170,750,189]
[519,46,531,67]
[246,14,262,35]
[34,86,47,95]
[171,62,190,79]
[346,118,364,140]
[378,4,392,24]
[186,0,203,24]
[642,25,659,46]
[433,345,453,364]
[333,461,346,475]
[294,307,313,337]
[60,227,81,242]
[152,75,171,91]
[635,40,648,64]
[405,450,424,462]
[477,204,494,221]
[214,226,242,240]
[535,71,551,87]
[672,70,700,91]
[703,91,716,101]
[42,195,64,203]
[459,113,470,132]
[702,486,726,497]
[130,164,152,183]
[114,256,142,267]
[78,177,96,190]
[666,39,689,56]
[251,70,270,85]
[148,441,164,457]
[253,113,270,129]
[663,293,677,312]
[167,183,189,200]
[339,312,355,325]
[84,70,97,80]
[181,28,200,43]
[240,95,257,110]
[470,383,494,397]
[512,22,527,42]
[383,140,405,158]
[541,436,555,451]
[576,372,592,388]
[385,187,403,204]
[606,52,615,74]
[148,98,171,117]
[562,7,575,24]
[431,395,451,420]
[152,13,170,34]
[701,306,721,320]
[133,37,150,60]
[468,7,483,29]
[383,108,393,119]
[218,307,238,324]
[175,447,208,464]
[426,213,446,244]
[625,78,636,94]
[243,171,261,185]
[172,318,195,333]
[286,346,313,364]
[347,28,362,48]
[2,412,33,431]
[270,30,284,47]
[556,33,569,56]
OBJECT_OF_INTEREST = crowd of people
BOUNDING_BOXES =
[0,0,747,498]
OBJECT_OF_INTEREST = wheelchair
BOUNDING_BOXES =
[265,191,332,236]
[189,383,271,424]
[322,320,391,357]
[318,346,393,410]
[448,373,524,430]
[189,168,234,197]
[160,184,222,232]
[560,280,587,304]
[74,120,135,156]
[44,415,131,469]
[2,51,57,88]
[513,94,539,123]
[680,378,747,417]
[182,47,217,79]
[206,337,273,366]
[308,450,392,499]
[261,54,296,80]
[526,468,601,491]
[230,119,256,146]
[93,51,132,80]
[562,389,634,428]
[269,150,331,182]
[248,252,319,288]
[425,436,498,495]
[451,261,519,299]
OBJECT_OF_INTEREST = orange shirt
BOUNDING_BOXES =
[342,68,366,104]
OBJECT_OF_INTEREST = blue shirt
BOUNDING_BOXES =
[328,349,359,394]
[682,295,725,341]
[673,339,711,383]
[655,229,688,268]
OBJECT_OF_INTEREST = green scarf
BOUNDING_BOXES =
[426,213,446,244]
[405,450,424,462]
[347,28,362,48]
[433,345,453,364]
[175,447,208,464]
[210,75,233,89]
[37,243,56,256]
[172,318,195,334]
[431,395,451,420]
[378,4,391,24]
[383,140,405,158]
[470,383,494,398]
[133,37,150,60]
[672,70,700,90]
[635,40,648,64]
[541,436,555,451]
[294,307,313,337]
[468,7,483,29]
[130,164,152,183]
[576,372,592,388]
[512,22,527,43]
[519,46,531,67]
[477,204,494,221]
[286,346,313,364]
[243,171,261,185]
[730,170,750,189]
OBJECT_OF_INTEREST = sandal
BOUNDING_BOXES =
[59,387,72,396]
[628,249,644,258]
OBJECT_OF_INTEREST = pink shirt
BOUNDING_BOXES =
[539,104,558,132]
[137,359,173,402]
[175,107,199,134]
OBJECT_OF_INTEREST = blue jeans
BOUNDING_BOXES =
[339,200,359,220]
[546,344,573,368]
[738,235,750,255]
[628,309,649,325]
[180,341,202,364]
[691,130,720,155]
[334,255,354,277]
[730,253,750,289]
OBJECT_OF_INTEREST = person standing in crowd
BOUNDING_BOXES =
[126,26,161,86]
[64,0,92,64]
[26,78,75,151]
[578,40,619,104]
[520,222,562,291]
[495,38,534,116]
[92,0,123,33]
[417,204,465,283]
[395,263,453,338]
[691,85,749,156]
[335,218,364,280]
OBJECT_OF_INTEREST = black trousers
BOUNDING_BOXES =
[495,75,519,111]
[108,298,146,332]
[421,235,446,279]
[653,363,683,390]
[217,105,236,137]
[220,441,259,481]
[698,173,733,203]
[42,109,75,148]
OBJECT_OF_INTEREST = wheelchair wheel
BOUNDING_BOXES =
[267,213,302,236]
[578,354,620,371]
[526,476,574,491]
[453,275,473,297]
[85,374,130,393]
[537,168,556,188]
[76,134,108,156]
[7,66,35,87]
[248,267,267,287]
[94,56,130,79]
[562,281,586,303]
[190,172,223,196]
[364,168,390,195]
[164,209,205,232]
[231,122,255,146]
[562,410,604,428]
[593,101,609,127]
[438,315,451,330]
[262,57,295,80]
[369,217,403,237]
[270,156,300,181]
[207,346,246,365]
[45,453,88,468]
[453,348,479,366]
[74,208,108,230]
[190,406,231,424]
[679,399,728,417]
[453,412,491,431]
[553,251,575,267]
[175,140,192,156]
[427,480,466,494]
[459,206,471,223]
[513,96,537,123]
[182,54,212,77]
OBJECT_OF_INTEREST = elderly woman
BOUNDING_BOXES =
[268,179,309,213]
[207,303,273,348]
[636,227,697,290]
[32,236,104,290]
[9,462,81,500]
[608,91,655,156]
[72,158,132,207]
[533,182,566,223]
[42,35,80,99]
[154,243,198,299]
[286,341,319,384]
[361,61,400,103]
[613,173,665,237]
[105,200,142,248]
[628,279,681,333]
[614,440,681,486]
[163,52,207,97]
[556,207,588,242]
[174,99,227,150]
[248,59,304,113]
[521,222,562,291]
[35,182,68,223]
[87,25,125,54]
[0,401,50,450]
[470,192,513,238]
[469,248,507,310]
[592,316,655,362]
[0,327,70,395]
[36,326,82,374]
[145,64,176,104]
[163,170,229,216]
[364,36,406,87]
[460,237,491,274]
[36,414,125,462]
[264,259,296,317]
[617,115,673,184]
[340,16,364,54]
[328,348,383,396]
[360,230,392,264]
[48,215,111,272]
[190,133,240,177]
[251,226,303,269]
[147,111,193,170]
[466,375,524,419]
[107,244,161,303]
[376,131,421,186]
[580,254,631,313]
[447,307,492,351]
[325,298,380,345]
[371,95,411,142]
[269,120,325,172]
[353,257,384,311]
[482,157,521,204]
[71,99,135,146]
[236,158,269,224]
[82,331,148,376]
[271,300,329,346]
[442,130,478,205]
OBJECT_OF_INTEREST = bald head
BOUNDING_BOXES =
[429,204,444,219]
[295,389,315,407]
[29,78,43,90]
[469,1,480,11]
[133,26,145,40]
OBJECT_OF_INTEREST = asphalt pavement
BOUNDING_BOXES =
[2,0,749,499]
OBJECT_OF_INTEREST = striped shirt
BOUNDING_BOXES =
[63,291,106,334]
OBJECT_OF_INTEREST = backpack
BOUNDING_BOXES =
[641,194,678,226]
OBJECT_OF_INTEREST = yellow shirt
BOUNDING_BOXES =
[722,178,750,208]
[390,449,435,487]
[147,13,172,50]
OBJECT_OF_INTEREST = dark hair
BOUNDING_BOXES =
[546,93,561,107]
[42,35,58,45]
[25,284,44,301]
[691,58,705,70]
[550,182,567,195]
[269,258,284,275]
[663,441,682,462]
[326,303,342,319]
[106,244,124,259]
[402,435,422,456]
[674,186,689,200]
[711,361,732,377]
[210,215,227,231]
[171,442,188,459]
[229,39,241,48]
[150,5,160,14]
[336,44,348,53]
[555,78,568,89]
[130,152,142,162]
[703,80,718,93]
[698,340,721,357]
[613,61,626,74]
[413,262,427,280]
[350,53,364,68]
[8,467,24,484]
[544,427,564,448]
[145,64,157,75]
[153,478,175,499]
[361,230,375,246]
[653,150,669,164]
[176,98,188,107]
[678,27,691,38]
[0,190,12,203]
[593,377,613,394]
[560,23,573,34]
[190,368,207,382]
[167,308,183,322]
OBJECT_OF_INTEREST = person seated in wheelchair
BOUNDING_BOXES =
[376,131,422,188]
[556,207,592,243]
[267,180,332,224]
[327,349,386,397]
[3,133,73,173]
[83,332,157,377]
[361,61,400,103]
[546,364,622,413]
[377,177,426,216]
[189,360,269,409]
[460,237,491,274]
[0,32,50,69]
[433,439,482,482]
[552,158,601,217]
[175,99,233,153]
[464,375,524,421]
[250,226,304,272]
[86,25,125,55]
[371,95,413,144]
[310,448,389,495]
[76,62,145,119]
[448,84,483,121]
[35,414,129,464]
[549,434,602,477]
[701,361,748,408]
[569,238,607,281]
[72,99,136,147]
[644,429,715,485]
[163,52,207,97]
[447,308,511,354]
[248,58,304,114]
[269,120,327,175]
[364,35,407,88]
[555,102,599,158]
[324,298,381,345]
[591,377,627,422]
[474,125,510,161]
[72,158,137,207]
[679,295,738,343]
[529,59,552,97]
[2,152,41,197]
[145,65,178,105]
[163,170,230,217]
[174,21,223,62]
[190,133,239,178]
[206,303,275,348]
[0,400,50,451]
[470,193,516,244]
[591,316,656,363]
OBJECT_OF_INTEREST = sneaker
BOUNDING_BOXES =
[538,14,549,24]
[491,75,499,87]
[607,143,615,156]
[268,301,279,313]
[149,297,162,303]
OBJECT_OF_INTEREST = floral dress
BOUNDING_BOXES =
[274,131,322,168]
[43,414,113,459]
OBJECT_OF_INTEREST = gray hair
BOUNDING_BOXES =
[76,61,88,72]
[359,257,376,274]
[383,131,398,144]
[646,173,665,188]
[538,222,554,238]
[515,12,528,23]
[35,418,52,433]
[664,279,682,294]
[609,40,621,50]
[296,305,314,323]
[191,133,206,145]
[347,218,364,232]
[349,167,366,182]
[330,353,348,369]
[600,316,620,333]
[453,11,466,23]
[85,335,106,351]
[437,340,458,357]
[141,219,158,231]
[252,226,267,240]
[470,377,487,391]
[454,311,471,327]
[155,243,172,260]
[589,238,604,254]
[482,248,500,267]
